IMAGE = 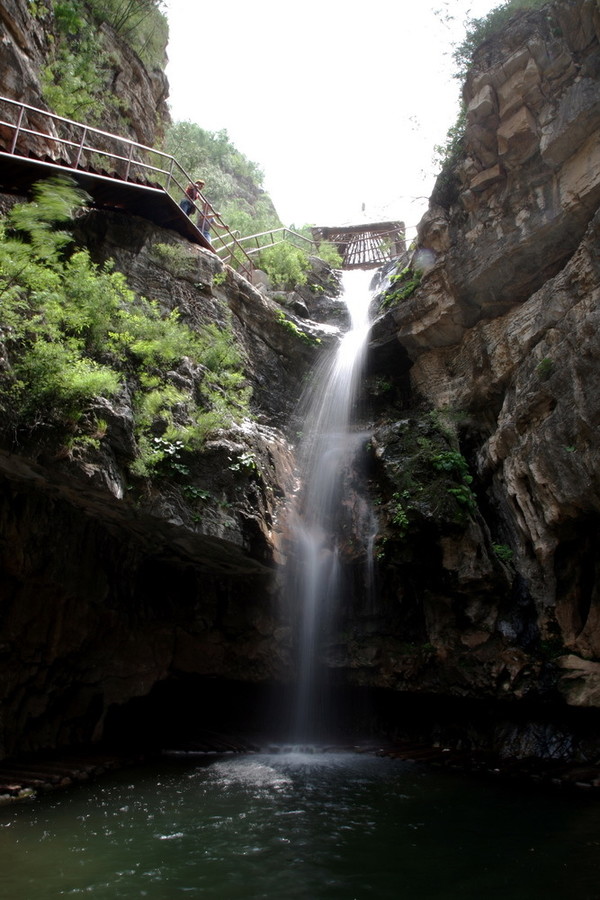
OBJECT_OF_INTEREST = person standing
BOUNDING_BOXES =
[197,202,228,245]
[179,179,205,216]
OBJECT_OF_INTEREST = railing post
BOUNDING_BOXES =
[165,156,175,192]
[124,143,134,181]
[9,104,25,154]
[74,126,88,168]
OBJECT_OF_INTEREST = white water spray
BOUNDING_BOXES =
[284,269,375,739]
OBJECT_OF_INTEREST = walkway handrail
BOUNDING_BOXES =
[227,223,414,268]
[225,227,317,257]
[0,95,255,279]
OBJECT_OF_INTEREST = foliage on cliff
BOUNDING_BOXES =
[35,0,168,123]
[0,178,250,473]
[433,0,551,192]
[162,123,343,285]
[162,120,282,239]
[29,1,318,276]
[452,0,553,78]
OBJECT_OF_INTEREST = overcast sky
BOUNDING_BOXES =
[164,0,500,238]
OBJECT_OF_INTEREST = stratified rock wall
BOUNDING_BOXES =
[0,204,333,757]
[368,0,600,719]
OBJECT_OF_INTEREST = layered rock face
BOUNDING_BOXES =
[0,198,344,756]
[2,0,600,762]
[367,0,600,731]
[0,0,338,758]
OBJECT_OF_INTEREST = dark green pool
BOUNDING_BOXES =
[1,749,599,899]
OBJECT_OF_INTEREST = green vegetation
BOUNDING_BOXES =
[275,310,321,346]
[161,125,343,276]
[260,243,310,290]
[40,0,116,123]
[39,0,168,123]
[87,0,168,67]
[381,263,423,308]
[431,450,476,511]
[430,449,471,479]
[432,104,467,182]
[492,543,514,562]
[452,0,553,80]
[259,240,342,290]
[228,451,258,475]
[379,419,478,538]
[433,0,551,189]
[315,243,343,270]
[0,178,251,475]
[162,120,281,237]
[536,357,553,379]
[391,493,410,537]
[150,242,199,279]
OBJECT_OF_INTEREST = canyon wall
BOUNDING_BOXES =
[1,0,600,760]
[366,0,600,736]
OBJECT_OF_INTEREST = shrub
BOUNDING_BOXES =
[275,310,321,346]
[492,543,514,562]
[87,0,168,68]
[0,177,251,469]
[40,0,116,123]
[258,243,310,289]
[536,357,553,379]
[315,242,343,269]
[381,264,422,308]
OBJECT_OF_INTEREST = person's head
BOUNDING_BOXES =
[195,179,205,189]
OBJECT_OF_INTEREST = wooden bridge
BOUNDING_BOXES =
[226,221,407,271]
[310,222,406,269]
[0,95,254,278]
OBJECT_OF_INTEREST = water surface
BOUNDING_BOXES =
[1,749,599,899]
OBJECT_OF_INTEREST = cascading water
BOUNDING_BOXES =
[284,269,375,740]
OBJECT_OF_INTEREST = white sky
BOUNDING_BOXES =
[164,0,500,238]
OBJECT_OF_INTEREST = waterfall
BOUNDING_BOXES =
[284,269,375,740]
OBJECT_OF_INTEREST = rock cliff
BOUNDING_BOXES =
[0,0,169,146]
[0,199,338,757]
[366,0,600,746]
[1,0,600,762]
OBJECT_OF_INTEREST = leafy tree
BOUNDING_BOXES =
[88,0,168,61]
[162,120,281,236]
[315,242,343,269]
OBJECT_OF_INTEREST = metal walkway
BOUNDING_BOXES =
[0,96,406,277]
[0,96,253,278]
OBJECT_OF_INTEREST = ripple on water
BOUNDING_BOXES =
[1,750,600,899]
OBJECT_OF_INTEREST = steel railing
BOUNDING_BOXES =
[0,95,255,279]
[218,226,316,258]
[226,224,412,269]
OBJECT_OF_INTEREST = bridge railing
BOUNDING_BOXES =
[0,95,254,279]
[218,226,318,259]
[222,223,412,271]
